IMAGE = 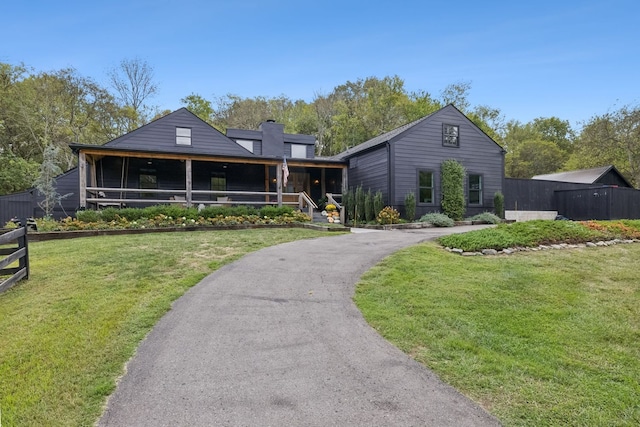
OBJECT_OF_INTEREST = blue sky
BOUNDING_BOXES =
[3,0,638,129]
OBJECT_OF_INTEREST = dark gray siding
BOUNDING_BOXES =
[284,143,315,160]
[107,109,251,157]
[347,146,389,203]
[598,170,632,187]
[0,168,80,224]
[392,106,504,217]
[504,178,594,211]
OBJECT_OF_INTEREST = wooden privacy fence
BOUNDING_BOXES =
[0,226,29,293]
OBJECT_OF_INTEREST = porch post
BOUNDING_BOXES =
[342,166,348,194]
[185,159,192,208]
[276,162,283,207]
[79,151,87,209]
[321,168,326,197]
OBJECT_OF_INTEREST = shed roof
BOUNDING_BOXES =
[532,165,633,187]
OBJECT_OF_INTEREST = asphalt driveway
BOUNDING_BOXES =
[99,226,500,426]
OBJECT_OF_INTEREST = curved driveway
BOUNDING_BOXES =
[99,226,500,426]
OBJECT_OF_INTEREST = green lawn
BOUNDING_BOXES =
[0,229,333,426]
[354,242,640,426]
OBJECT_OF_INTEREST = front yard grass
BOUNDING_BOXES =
[354,242,640,426]
[0,228,334,426]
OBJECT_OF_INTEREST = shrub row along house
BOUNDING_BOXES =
[1,104,508,224]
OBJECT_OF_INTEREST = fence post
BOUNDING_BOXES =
[19,218,29,280]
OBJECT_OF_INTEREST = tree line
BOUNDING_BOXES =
[1,59,638,196]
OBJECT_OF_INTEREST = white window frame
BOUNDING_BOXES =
[235,139,254,153]
[291,144,307,159]
[176,127,192,146]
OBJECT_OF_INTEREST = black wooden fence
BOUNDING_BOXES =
[0,226,30,293]
[504,178,640,220]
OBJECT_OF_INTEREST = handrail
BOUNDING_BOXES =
[326,193,344,224]
[299,191,318,219]
[326,193,342,210]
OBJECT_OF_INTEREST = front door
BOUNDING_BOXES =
[284,172,310,203]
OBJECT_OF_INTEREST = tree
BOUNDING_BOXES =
[108,58,158,130]
[181,93,214,124]
[34,145,68,217]
[440,81,472,112]
[507,139,566,178]
[531,116,575,153]
[503,118,573,178]
[569,105,640,187]
[0,153,39,195]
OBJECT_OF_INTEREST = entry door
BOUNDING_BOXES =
[287,172,309,194]
[284,172,310,203]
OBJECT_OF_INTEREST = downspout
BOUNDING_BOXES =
[387,141,393,207]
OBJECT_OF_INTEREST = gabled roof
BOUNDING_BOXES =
[331,114,434,160]
[532,165,633,187]
[331,104,503,160]
[99,108,254,157]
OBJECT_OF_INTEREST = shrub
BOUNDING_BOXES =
[467,212,502,224]
[377,206,400,225]
[76,210,101,223]
[259,205,293,218]
[404,192,416,221]
[441,159,466,221]
[419,212,455,227]
[355,185,365,222]
[343,189,355,224]
[493,191,504,218]
[364,189,374,222]
[373,191,384,218]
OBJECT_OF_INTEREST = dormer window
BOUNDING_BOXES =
[443,124,459,147]
[176,127,192,145]
[291,144,307,158]
[235,139,254,153]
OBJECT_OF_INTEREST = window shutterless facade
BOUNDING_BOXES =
[442,124,459,147]
[468,174,483,205]
[176,127,192,145]
[418,170,434,204]
[139,169,157,198]
[211,173,227,195]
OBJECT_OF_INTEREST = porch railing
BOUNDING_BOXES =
[298,191,318,219]
[85,187,302,208]
[326,193,344,224]
[0,225,29,293]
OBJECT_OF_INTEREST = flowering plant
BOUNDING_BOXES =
[325,204,336,212]
[377,206,400,225]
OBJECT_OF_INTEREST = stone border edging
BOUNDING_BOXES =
[446,238,640,256]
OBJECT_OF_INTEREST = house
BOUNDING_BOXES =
[332,104,506,218]
[532,165,634,188]
[70,109,345,213]
[0,105,507,225]
[0,109,346,225]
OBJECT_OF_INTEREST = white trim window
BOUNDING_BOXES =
[291,144,307,159]
[235,139,254,153]
[176,127,192,145]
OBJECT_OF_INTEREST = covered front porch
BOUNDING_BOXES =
[76,148,347,215]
